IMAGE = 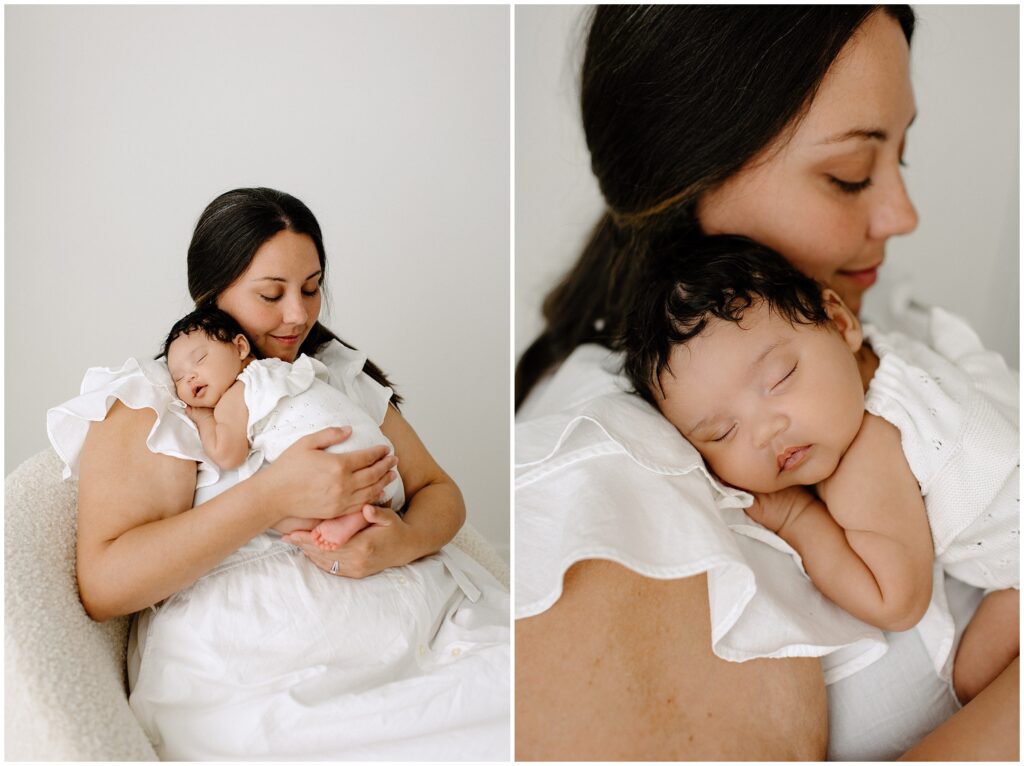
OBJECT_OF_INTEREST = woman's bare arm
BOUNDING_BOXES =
[380,404,465,551]
[516,561,828,760]
[899,656,1019,761]
[76,401,395,620]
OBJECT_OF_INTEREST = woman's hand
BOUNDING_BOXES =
[746,485,818,535]
[280,407,466,577]
[284,505,415,579]
[259,427,398,523]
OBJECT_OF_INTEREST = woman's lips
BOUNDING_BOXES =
[270,334,301,346]
[838,266,879,288]
[777,445,811,472]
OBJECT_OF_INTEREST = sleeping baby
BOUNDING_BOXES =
[620,234,1019,705]
[161,306,403,550]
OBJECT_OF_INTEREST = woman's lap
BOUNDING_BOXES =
[129,544,510,760]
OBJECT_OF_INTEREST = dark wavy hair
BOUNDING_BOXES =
[516,5,914,410]
[188,187,401,406]
[157,306,250,361]
[620,234,831,405]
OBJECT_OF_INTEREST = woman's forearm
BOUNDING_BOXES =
[76,402,286,621]
[399,478,465,557]
[79,472,282,620]
[899,657,1019,761]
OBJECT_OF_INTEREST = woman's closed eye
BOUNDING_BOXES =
[259,288,319,303]
[828,175,872,194]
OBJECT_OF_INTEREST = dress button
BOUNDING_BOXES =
[398,575,407,585]
[451,647,462,657]
[418,645,427,656]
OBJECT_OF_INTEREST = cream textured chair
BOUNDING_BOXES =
[5,448,508,760]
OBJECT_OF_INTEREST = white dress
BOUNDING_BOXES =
[864,309,1019,592]
[47,341,510,761]
[515,286,999,760]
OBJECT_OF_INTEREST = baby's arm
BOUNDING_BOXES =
[749,414,934,631]
[187,381,250,470]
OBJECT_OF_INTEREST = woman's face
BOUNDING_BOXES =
[216,229,323,362]
[697,11,918,316]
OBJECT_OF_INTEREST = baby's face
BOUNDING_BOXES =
[167,331,247,407]
[655,297,866,493]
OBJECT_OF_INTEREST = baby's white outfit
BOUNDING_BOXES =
[864,308,1019,592]
[46,340,510,761]
[238,354,404,508]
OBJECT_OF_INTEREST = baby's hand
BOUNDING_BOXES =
[185,404,215,424]
[746,485,817,536]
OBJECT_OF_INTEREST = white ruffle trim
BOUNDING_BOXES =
[46,357,220,489]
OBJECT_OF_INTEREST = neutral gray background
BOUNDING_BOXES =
[6,5,510,559]
[516,5,1020,370]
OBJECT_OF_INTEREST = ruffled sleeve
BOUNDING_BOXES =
[238,355,322,437]
[516,345,888,684]
[46,357,220,489]
[316,340,394,425]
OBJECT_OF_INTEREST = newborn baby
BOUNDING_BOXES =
[162,306,403,550]
[621,234,1019,705]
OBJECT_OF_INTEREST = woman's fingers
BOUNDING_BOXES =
[362,504,395,527]
[288,507,409,579]
[298,426,353,450]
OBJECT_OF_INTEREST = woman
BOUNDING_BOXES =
[61,188,509,759]
[515,7,1017,760]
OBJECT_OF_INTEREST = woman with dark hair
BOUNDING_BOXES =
[515,6,1017,760]
[51,187,510,759]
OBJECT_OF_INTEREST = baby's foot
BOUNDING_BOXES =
[311,513,372,551]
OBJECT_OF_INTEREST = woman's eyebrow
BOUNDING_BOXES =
[820,113,916,146]
[819,127,888,145]
[252,269,323,283]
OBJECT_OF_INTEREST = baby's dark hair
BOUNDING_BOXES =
[620,234,831,404]
[157,306,252,360]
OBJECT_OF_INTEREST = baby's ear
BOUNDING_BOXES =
[822,289,863,352]
[233,334,251,360]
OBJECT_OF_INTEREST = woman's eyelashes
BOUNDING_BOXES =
[259,286,320,303]
[828,175,873,194]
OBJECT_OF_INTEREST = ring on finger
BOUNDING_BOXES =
[330,560,340,575]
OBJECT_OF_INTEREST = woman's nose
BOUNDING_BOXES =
[869,171,919,240]
[281,294,309,326]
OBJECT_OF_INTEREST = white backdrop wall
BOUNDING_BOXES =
[6,5,510,558]
[515,5,1020,371]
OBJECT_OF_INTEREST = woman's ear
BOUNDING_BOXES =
[821,289,863,352]
[233,334,251,360]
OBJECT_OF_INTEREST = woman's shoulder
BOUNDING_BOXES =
[46,356,213,485]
